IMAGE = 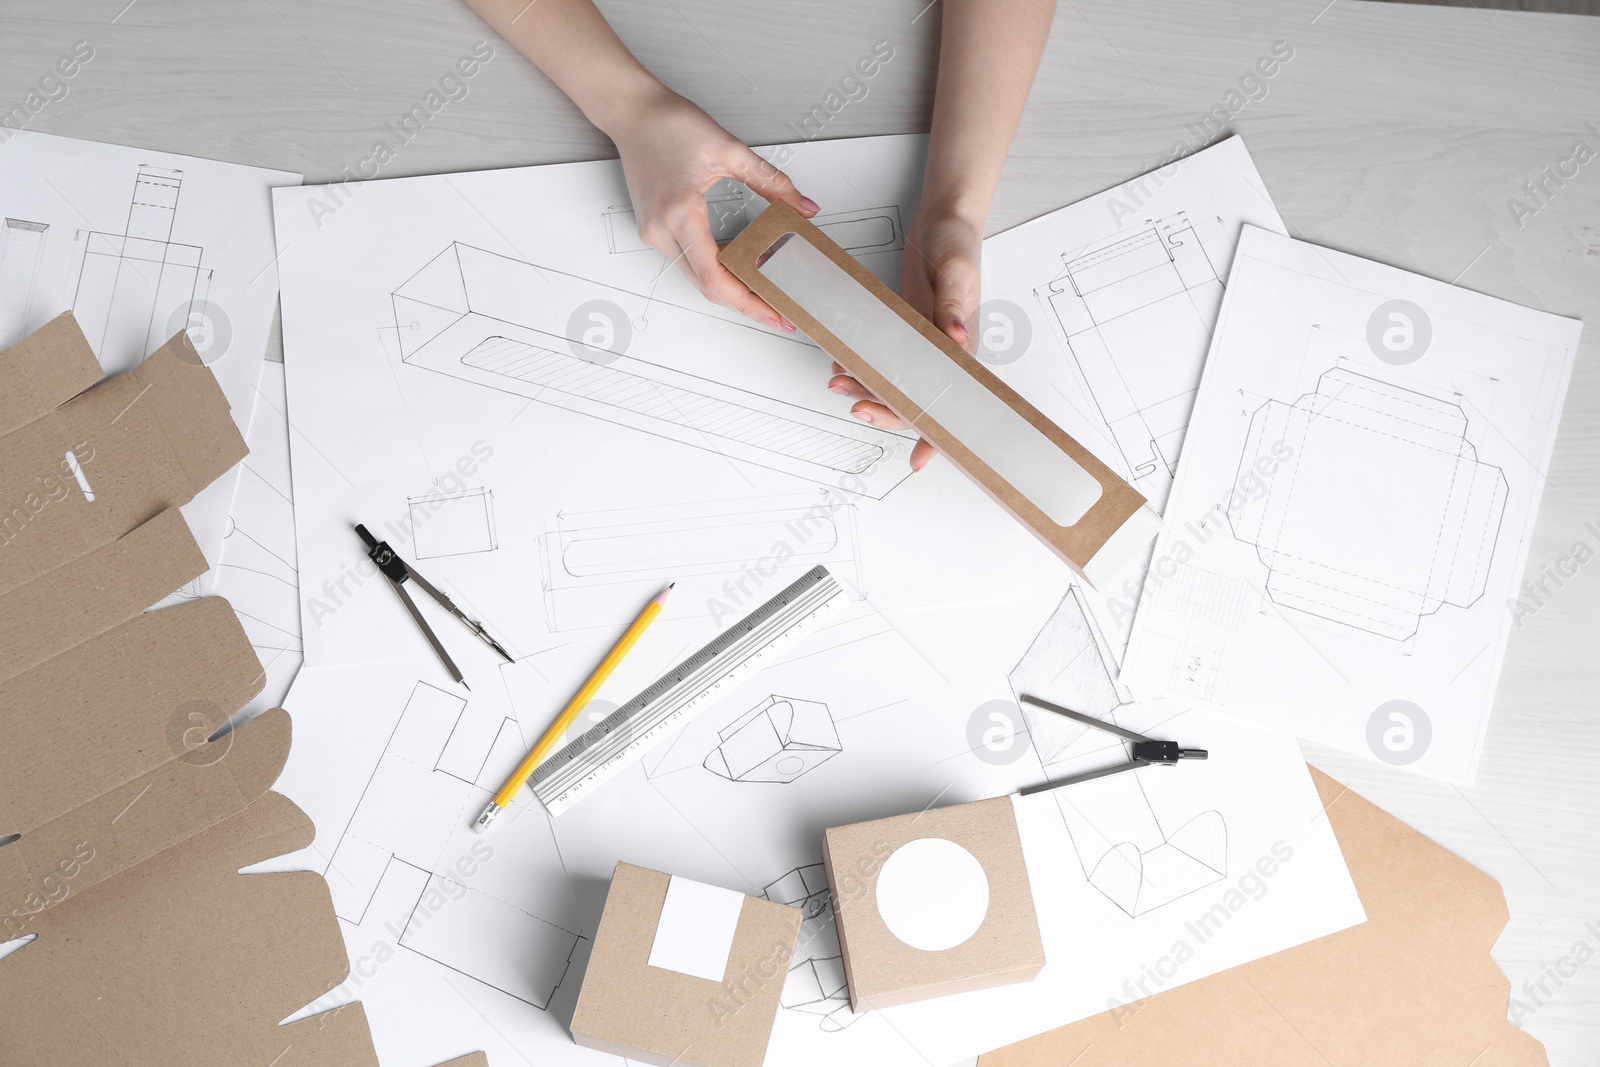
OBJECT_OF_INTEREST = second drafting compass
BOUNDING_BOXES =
[1018,694,1207,795]
[356,524,512,689]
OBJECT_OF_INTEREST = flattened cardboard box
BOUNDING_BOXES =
[979,768,1548,1067]
[0,311,247,597]
[0,314,486,1067]
[824,795,1044,1011]
[721,202,1161,588]
[572,862,803,1067]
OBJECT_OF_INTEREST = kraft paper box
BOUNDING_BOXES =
[0,314,488,1067]
[571,862,803,1067]
[823,795,1045,1011]
[721,202,1161,589]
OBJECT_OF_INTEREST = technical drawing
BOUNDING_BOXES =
[1229,367,1507,641]
[1034,213,1229,505]
[763,864,860,1032]
[703,696,841,783]
[0,218,49,346]
[408,487,498,559]
[603,189,904,259]
[537,492,861,631]
[392,243,915,498]
[1149,563,1253,630]
[1009,588,1227,917]
[1008,586,1127,765]
[321,680,583,1010]
[604,178,749,252]
[72,165,212,359]
[811,205,905,255]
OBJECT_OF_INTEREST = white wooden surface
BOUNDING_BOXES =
[3,0,1596,1060]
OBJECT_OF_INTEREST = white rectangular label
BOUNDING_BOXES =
[647,875,744,982]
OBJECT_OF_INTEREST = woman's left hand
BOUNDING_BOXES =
[826,206,982,472]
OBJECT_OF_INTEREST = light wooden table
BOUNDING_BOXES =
[4,0,1596,1061]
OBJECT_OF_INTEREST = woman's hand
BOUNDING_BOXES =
[608,86,819,330]
[826,206,983,472]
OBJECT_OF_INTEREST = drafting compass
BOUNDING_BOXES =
[356,524,513,689]
[1018,694,1207,795]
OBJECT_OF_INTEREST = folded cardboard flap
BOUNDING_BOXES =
[0,781,382,1067]
[0,707,289,932]
[0,595,265,837]
[0,311,247,598]
[0,310,104,438]
[720,203,1160,587]
[0,507,206,684]
[978,768,1548,1067]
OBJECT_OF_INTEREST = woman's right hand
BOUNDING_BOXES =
[607,86,820,331]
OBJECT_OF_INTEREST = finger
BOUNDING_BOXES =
[910,437,937,472]
[828,372,873,399]
[675,213,796,331]
[929,259,979,350]
[849,399,909,431]
[729,147,819,217]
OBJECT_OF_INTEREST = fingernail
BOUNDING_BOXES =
[851,411,873,423]
[780,318,797,333]
[798,196,820,214]
[828,382,849,394]
[765,317,783,330]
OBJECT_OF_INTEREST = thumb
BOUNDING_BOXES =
[730,147,819,217]
[928,252,979,349]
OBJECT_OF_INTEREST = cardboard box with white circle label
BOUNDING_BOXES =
[570,862,803,1067]
[822,795,1044,1011]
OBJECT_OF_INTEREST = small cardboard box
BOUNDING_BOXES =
[824,795,1044,1011]
[721,203,1162,589]
[572,862,803,1067]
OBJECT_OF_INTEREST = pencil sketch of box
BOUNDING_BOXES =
[391,242,915,499]
[1011,588,1226,917]
[1230,367,1507,641]
[703,695,841,784]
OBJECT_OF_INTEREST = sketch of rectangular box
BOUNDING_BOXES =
[604,179,750,253]
[537,492,861,631]
[408,487,498,559]
[72,166,212,359]
[812,206,904,256]
[393,242,915,499]
[704,695,841,784]
[1230,367,1507,641]
[1009,588,1227,917]
[1035,213,1228,506]
[398,870,582,1010]
[604,191,902,259]
[0,218,49,346]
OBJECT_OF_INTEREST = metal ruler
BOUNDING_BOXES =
[529,565,848,816]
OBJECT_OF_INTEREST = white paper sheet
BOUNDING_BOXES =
[266,137,1360,1065]
[0,130,300,575]
[212,361,303,717]
[977,137,1288,653]
[271,135,1055,674]
[262,581,1361,1067]
[1122,225,1582,784]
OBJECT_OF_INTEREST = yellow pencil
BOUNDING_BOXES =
[473,582,673,832]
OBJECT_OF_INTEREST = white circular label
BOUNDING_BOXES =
[875,838,990,951]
